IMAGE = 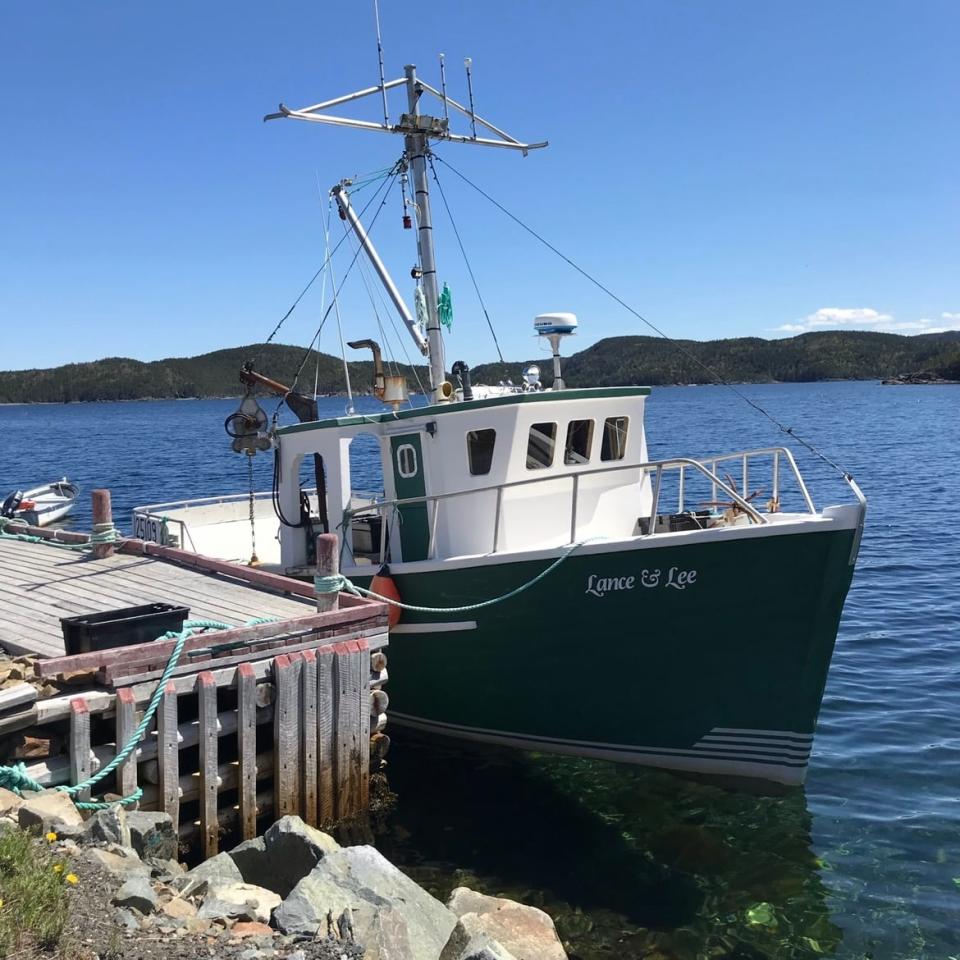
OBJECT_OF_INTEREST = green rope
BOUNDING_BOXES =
[0,761,44,796]
[0,617,285,811]
[57,619,231,810]
[0,516,118,553]
[315,539,588,614]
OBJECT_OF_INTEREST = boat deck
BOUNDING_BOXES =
[0,537,315,658]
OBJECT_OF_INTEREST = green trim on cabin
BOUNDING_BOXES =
[276,386,652,436]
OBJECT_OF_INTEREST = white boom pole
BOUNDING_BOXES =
[404,64,446,395]
[332,184,428,355]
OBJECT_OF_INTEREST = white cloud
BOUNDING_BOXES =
[773,307,960,335]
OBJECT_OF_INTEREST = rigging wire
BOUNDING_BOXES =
[256,159,402,362]
[281,170,401,407]
[341,219,427,397]
[427,155,505,363]
[328,225,355,414]
[312,189,333,401]
[339,219,397,376]
[432,153,854,481]
[315,183,354,412]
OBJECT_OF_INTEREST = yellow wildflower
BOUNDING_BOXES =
[53,863,64,874]
[0,898,4,909]
[65,873,78,885]
[45,831,57,842]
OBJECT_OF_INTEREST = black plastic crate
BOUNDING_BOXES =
[60,603,189,656]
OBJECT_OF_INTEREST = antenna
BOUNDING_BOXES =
[464,57,478,140]
[265,57,547,399]
[439,53,449,122]
[373,0,389,128]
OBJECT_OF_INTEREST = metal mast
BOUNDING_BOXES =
[265,57,546,403]
[403,64,445,392]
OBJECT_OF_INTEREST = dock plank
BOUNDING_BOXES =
[0,539,322,658]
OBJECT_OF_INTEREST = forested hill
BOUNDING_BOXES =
[2,331,959,403]
[470,330,960,388]
[0,345,428,404]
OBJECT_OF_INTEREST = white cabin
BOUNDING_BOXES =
[276,387,652,574]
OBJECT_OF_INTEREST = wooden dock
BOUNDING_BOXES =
[0,495,389,854]
[0,538,323,658]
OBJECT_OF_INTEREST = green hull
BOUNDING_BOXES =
[364,526,858,785]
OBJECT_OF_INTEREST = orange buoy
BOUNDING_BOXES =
[370,565,403,627]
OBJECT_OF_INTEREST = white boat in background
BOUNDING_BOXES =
[1,479,79,527]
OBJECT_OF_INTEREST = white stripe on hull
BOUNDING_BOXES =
[390,713,811,786]
[390,620,477,635]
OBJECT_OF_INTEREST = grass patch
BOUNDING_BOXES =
[0,827,71,956]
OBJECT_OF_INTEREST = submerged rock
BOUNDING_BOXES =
[275,844,457,959]
[442,887,567,960]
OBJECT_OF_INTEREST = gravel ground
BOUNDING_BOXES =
[57,854,364,960]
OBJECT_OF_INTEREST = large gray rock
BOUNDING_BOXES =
[175,851,243,898]
[112,876,160,915]
[197,882,281,923]
[228,815,340,898]
[17,789,83,831]
[126,810,178,861]
[275,845,457,960]
[442,888,566,960]
[84,806,130,847]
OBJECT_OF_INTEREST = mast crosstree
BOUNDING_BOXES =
[265,60,546,401]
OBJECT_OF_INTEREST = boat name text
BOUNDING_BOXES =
[585,568,698,597]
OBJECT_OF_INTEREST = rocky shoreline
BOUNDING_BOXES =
[0,787,569,960]
[881,370,960,385]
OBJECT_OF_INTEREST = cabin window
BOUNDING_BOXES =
[467,429,496,475]
[601,416,629,461]
[526,422,557,469]
[564,419,594,465]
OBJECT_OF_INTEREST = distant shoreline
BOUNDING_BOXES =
[0,377,932,407]
[2,331,958,404]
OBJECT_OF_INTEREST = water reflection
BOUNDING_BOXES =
[374,731,840,960]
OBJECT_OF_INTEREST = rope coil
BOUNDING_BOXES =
[0,517,118,552]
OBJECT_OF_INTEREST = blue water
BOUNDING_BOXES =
[3,381,958,959]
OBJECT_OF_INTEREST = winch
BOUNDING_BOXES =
[224,386,271,456]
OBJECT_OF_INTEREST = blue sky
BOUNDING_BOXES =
[1,1,957,371]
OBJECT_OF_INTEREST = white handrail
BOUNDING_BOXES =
[343,446,825,562]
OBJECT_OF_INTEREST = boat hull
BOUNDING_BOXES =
[360,524,858,785]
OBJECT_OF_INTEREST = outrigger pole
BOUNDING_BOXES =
[265,61,546,402]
